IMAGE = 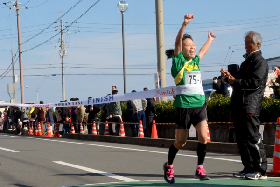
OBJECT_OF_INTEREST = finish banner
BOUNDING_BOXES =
[0,84,204,108]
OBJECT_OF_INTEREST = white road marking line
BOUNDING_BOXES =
[0,147,20,153]
[53,161,138,182]
[23,136,272,166]
[87,143,273,166]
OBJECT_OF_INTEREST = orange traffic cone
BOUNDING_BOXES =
[104,121,110,135]
[53,123,60,137]
[38,122,42,136]
[45,123,52,137]
[34,123,38,136]
[119,121,125,137]
[270,118,280,175]
[151,120,158,138]
[175,129,177,139]
[207,124,211,142]
[79,123,85,134]
[70,124,75,134]
[92,121,98,135]
[28,122,33,136]
[138,120,144,138]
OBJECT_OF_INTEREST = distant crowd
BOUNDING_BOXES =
[0,86,157,137]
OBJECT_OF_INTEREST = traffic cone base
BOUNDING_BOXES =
[269,124,280,175]
[207,124,211,142]
[119,121,125,137]
[53,124,60,137]
[28,123,33,136]
[45,123,52,137]
[70,124,75,134]
[104,121,110,135]
[38,123,43,136]
[151,120,158,138]
[138,120,144,138]
[80,123,85,134]
[92,121,98,135]
[35,123,38,136]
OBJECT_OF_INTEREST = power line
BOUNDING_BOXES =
[27,0,50,8]
[22,0,101,52]
[0,53,18,80]
[21,0,84,45]
[23,0,31,5]
[75,14,280,26]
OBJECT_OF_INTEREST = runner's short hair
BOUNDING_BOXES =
[166,34,193,59]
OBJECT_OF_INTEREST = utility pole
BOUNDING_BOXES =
[6,0,27,104]
[155,0,167,102]
[11,50,15,100]
[59,15,67,101]
[15,0,25,104]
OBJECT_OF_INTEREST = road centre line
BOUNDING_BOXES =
[53,161,138,182]
[0,147,20,153]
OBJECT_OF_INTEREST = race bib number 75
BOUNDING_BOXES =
[185,71,202,85]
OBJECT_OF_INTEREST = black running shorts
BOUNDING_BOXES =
[175,102,208,130]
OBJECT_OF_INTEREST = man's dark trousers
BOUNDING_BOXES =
[233,113,267,175]
[145,114,154,137]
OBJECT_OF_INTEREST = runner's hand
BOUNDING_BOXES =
[208,31,216,41]
[183,14,194,25]
[221,68,231,78]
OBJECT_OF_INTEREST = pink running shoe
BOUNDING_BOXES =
[163,162,175,183]
[195,165,210,180]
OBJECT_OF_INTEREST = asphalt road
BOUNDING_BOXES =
[0,133,277,187]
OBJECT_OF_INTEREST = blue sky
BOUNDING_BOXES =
[1,0,280,103]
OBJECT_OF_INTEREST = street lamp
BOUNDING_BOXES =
[15,86,28,103]
[37,89,39,104]
[117,1,128,94]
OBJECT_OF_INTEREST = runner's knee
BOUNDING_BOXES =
[174,141,187,149]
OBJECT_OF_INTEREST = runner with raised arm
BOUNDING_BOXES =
[163,14,216,183]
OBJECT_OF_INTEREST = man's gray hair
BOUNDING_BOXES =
[245,31,262,48]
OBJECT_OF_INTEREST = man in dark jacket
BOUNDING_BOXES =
[221,31,268,180]
[70,98,78,132]
[126,100,134,122]
[86,97,100,134]
[61,102,70,134]
[45,107,54,124]
[6,106,13,129]
[217,76,229,96]
[143,87,157,137]
[212,77,219,91]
